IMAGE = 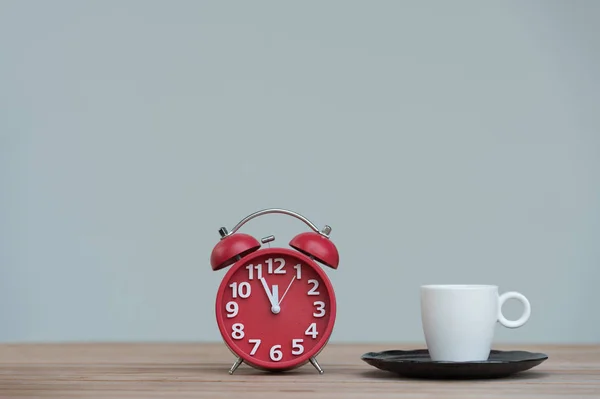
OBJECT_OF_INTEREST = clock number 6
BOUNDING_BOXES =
[270,345,283,361]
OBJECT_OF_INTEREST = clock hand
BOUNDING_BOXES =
[260,277,280,314]
[277,276,296,306]
[272,284,279,305]
[259,277,276,305]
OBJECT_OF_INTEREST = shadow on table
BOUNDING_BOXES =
[194,363,318,376]
[360,369,551,381]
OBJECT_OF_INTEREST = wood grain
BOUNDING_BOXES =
[0,343,598,398]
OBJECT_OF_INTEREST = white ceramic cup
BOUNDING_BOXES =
[420,284,531,362]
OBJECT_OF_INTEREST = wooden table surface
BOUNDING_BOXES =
[0,343,598,398]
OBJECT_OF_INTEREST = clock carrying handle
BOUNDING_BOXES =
[218,208,332,238]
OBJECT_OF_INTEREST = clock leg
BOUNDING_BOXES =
[309,357,324,374]
[228,357,243,375]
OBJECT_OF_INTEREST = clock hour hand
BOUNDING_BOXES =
[260,277,280,314]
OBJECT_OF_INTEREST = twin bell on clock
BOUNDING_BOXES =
[210,208,339,375]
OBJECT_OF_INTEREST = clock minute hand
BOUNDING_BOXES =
[260,277,280,314]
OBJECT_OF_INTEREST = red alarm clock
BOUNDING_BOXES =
[210,208,339,374]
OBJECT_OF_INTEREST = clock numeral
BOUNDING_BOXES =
[307,279,320,295]
[294,263,302,280]
[292,339,304,355]
[313,301,326,318]
[270,344,283,361]
[266,258,286,274]
[305,322,318,339]
[225,301,238,318]
[230,282,251,298]
[232,323,245,340]
[248,339,261,355]
[246,264,263,280]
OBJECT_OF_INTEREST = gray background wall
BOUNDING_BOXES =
[1,0,599,344]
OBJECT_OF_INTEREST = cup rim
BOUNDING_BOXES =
[421,284,498,290]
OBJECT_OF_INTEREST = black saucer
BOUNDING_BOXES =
[361,349,548,379]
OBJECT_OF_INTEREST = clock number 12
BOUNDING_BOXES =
[265,258,286,274]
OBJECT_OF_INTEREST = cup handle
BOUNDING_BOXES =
[498,292,531,328]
